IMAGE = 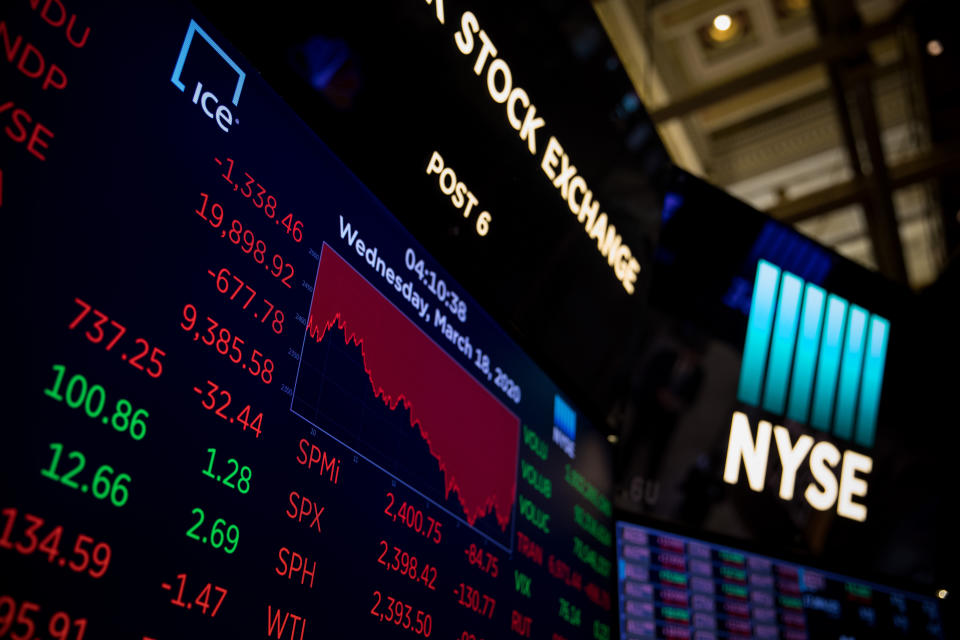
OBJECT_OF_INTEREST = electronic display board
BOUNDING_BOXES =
[616,521,944,639]
[186,0,670,417]
[2,2,616,639]
[612,169,947,593]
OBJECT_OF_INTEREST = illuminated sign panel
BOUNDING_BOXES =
[737,260,889,448]
[614,170,941,603]
[428,6,643,294]
[723,261,888,521]
[553,395,577,460]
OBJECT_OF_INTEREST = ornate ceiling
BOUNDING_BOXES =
[595,0,948,287]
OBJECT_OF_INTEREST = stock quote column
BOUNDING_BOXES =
[1,2,616,639]
[616,523,945,639]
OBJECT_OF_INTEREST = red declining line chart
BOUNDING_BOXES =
[292,245,520,547]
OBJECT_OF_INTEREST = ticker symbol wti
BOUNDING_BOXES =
[170,19,245,132]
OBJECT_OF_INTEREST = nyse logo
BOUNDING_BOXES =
[552,395,576,459]
[170,19,245,132]
[723,260,890,522]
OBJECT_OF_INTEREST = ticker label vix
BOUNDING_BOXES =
[723,260,889,522]
[170,19,245,132]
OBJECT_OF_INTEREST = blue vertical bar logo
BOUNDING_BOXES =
[736,260,889,448]
[552,395,577,459]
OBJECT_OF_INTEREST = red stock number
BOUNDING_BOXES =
[383,493,442,544]
[0,596,86,640]
[162,573,227,617]
[67,298,165,378]
[376,540,437,591]
[193,380,264,438]
[215,157,304,242]
[194,193,294,288]
[585,582,611,611]
[0,508,111,578]
[547,554,582,591]
[180,305,274,384]
[455,583,496,619]
[369,591,432,638]
[206,267,284,334]
[465,543,499,577]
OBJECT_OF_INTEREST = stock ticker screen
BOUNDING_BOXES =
[2,3,616,639]
[616,522,944,640]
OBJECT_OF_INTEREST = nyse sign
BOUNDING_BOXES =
[722,261,889,522]
[723,412,871,522]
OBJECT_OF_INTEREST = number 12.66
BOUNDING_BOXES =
[41,443,130,508]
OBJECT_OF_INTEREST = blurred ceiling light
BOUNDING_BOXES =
[927,39,944,56]
[708,13,742,43]
[607,434,619,444]
[938,589,949,599]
